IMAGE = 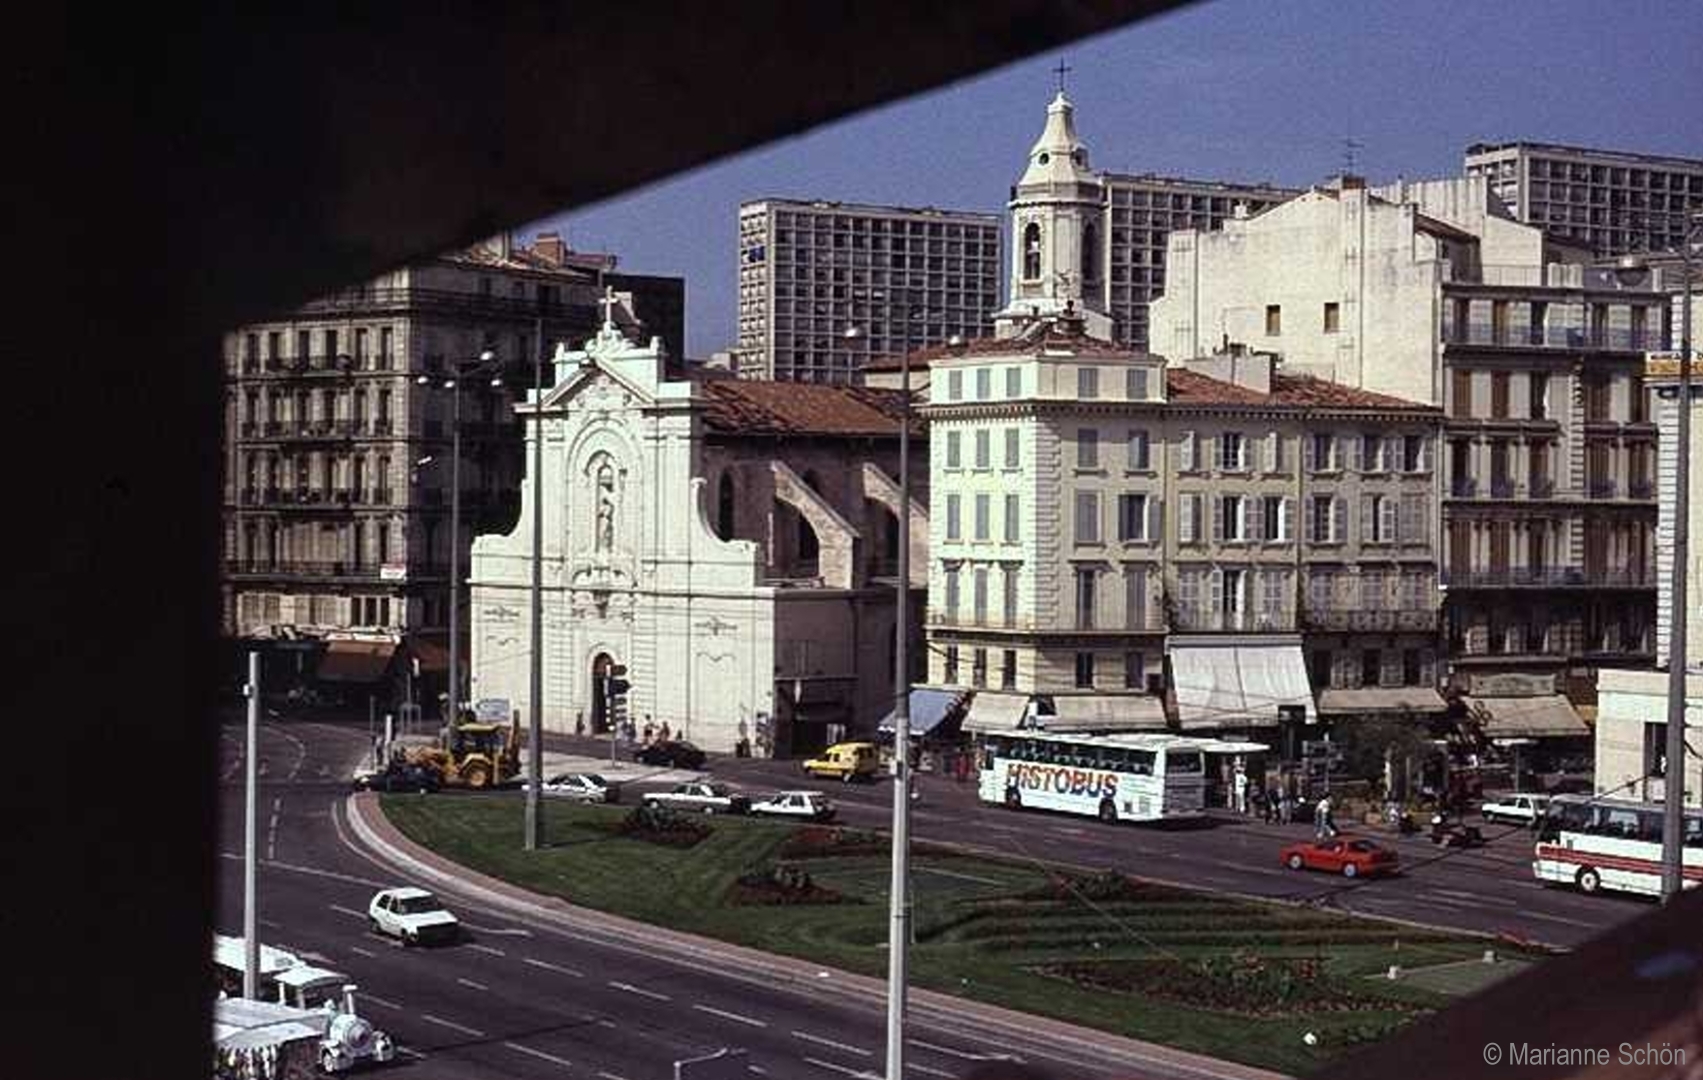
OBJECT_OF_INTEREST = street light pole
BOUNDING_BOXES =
[243,650,260,999]
[525,320,546,851]
[884,335,913,1080]
[448,377,463,739]
[1663,228,1697,902]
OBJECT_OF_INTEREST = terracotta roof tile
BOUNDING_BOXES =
[440,247,595,280]
[700,380,916,437]
[863,319,1142,371]
[1167,369,1436,411]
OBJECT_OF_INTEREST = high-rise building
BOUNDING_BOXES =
[221,232,683,702]
[1464,141,1703,257]
[737,199,1003,383]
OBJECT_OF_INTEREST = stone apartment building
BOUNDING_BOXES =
[1152,176,1670,727]
[221,233,683,699]
[918,314,1444,743]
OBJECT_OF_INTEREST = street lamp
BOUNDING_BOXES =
[416,349,502,738]
[1616,211,1702,903]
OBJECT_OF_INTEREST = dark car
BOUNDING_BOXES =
[354,761,441,793]
[633,739,707,769]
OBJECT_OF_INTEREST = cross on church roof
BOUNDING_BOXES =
[598,285,619,329]
[1053,59,1072,93]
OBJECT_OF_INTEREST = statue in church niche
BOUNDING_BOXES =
[593,458,617,553]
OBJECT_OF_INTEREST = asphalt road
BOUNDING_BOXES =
[215,716,1278,1080]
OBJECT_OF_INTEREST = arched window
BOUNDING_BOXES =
[1081,221,1100,283]
[1022,223,1042,281]
[717,472,736,540]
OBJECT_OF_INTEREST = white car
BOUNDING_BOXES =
[642,781,750,815]
[367,887,460,946]
[538,772,617,803]
[750,790,837,821]
[1480,792,1551,827]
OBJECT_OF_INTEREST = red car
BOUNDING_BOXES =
[1280,835,1399,878]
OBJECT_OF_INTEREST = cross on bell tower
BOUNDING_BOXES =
[1053,59,1072,94]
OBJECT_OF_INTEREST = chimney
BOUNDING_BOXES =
[1232,201,1249,220]
[533,231,566,267]
[498,231,514,260]
[1339,174,1365,191]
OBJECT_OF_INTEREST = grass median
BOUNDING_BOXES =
[380,793,1542,1075]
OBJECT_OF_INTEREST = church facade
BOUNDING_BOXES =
[468,314,926,756]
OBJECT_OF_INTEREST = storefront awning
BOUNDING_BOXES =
[406,638,450,674]
[1465,694,1590,739]
[878,687,967,738]
[316,640,397,684]
[1044,694,1168,733]
[1318,688,1448,715]
[1169,638,1315,729]
[962,691,1030,734]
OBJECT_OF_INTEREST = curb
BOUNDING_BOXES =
[343,792,1292,1080]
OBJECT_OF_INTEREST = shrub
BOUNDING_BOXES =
[728,859,847,905]
[616,803,711,848]
[1021,868,1174,903]
[777,825,887,859]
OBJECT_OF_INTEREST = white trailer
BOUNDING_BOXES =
[212,935,395,1073]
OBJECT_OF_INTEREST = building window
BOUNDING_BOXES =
[1075,568,1098,629]
[945,494,961,540]
[1078,367,1099,400]
[946,431,961,469]
[1221,495,1246,542]
[1022,223,1042,280]
[975,368,991,401]
[1491,372,1510,419]
[1077,428,1100,469]
[973,568,989,625]
[1004,428,1020,469]
[1265,304,1282,336]
[1310,648,1332,690]
[1127,430,1151,470]
[717,474,736,540]
[944,645,960,684]
[1082,221,1100,283]
[1074,651,1095,689]
[1220,432,1245,471]
[1124,566,1147,629]
[1403,649,1422,686]
[1180,430,1198,471]
[1004,494,1020,543]
[1117,493,1148,542]
[1452,370,1473,417]
[1123,652,1144,690]
[1323,302,1340,333]
[266,331,281,363]
[1403,434,1425,472]
[1530,373,1549,420]
[974,494,991,541]
[1361,649,1381,689]
[974,430,991,469]
[1126,367,1149,401]
[948,370,963,401]
[1262,495,1287,541]
[1001,649,1017,690]
[1005,366,1022,398]
[971,647,988,688]
[1310,433,1337,472]
[1221,568,1245,630]
[1311,494,1338,543]
[1178,492,1202,544]
[944,566,961,621]
[1003,565,1019,626]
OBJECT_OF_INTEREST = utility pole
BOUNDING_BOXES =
[526,318,546,850]
[243,650,260,999]
[884,335,914,1080]
[1664,230,1697,902]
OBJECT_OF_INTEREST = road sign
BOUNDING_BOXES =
[474,698,511,723]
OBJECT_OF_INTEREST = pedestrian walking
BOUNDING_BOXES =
[1232,765,1249,815]
[659,720,672,742]
[1279,789,1293,825]
[1263,785,1278,824]
[642,720,655,745]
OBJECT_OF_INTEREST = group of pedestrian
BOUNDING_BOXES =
[639,719,673,745]
[1231,761,1321,831]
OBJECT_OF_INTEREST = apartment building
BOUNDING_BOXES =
[221,233,683,697]
[919,315,1443,740]
[1464,141,1703,258]
[1153,176,1667,699]
[736,199,1002,383]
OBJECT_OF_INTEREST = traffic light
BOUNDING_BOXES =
[605,665,631,732]
[606,664,631,698]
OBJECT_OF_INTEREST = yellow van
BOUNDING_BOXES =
[802,741,880,783]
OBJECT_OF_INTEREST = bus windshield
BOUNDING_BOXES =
[1164,750,1202,774]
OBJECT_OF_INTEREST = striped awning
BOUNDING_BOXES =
[1045,695,1168,733]
[1465,694,1590,739]
[316,640,396,683]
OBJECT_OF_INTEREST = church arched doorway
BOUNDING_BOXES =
[590,652,614,733]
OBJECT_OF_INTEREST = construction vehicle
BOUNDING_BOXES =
[400,714,521,789]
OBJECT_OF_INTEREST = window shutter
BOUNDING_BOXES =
[1420,649,1437,688]
[1332,496,1346,543]
[1420,435,1433,473]
[1400,495,1417,545]
[1416,497,1430,543]
[1303,497,1316,543]
[1215,434,1226,472]
[1148,496,1162,544]
[1360,495,1375,544]
[1302,434,1316,473]
[1380,498,1398,543]
[1348,435,1364,472]
[1381,650,1402,688]
[1182,430,1196,471]
[1212,494,1225,541]
[1208,568,1224,630]
[1281,497,1294,543]
[1252,496,1266,542]
[1180,493,1197,543]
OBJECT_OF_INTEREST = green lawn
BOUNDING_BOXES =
[381,795,1544,1075]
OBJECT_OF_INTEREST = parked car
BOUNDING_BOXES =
[367,887,460,945]
[1480,792,1551,827]
[1280,835,1400,879]
[750,790,837,821]
[801,741,880,783]
[526,772,618,803]
[352,761,441,793]
[642,781,749,815]
[633,740,707,769]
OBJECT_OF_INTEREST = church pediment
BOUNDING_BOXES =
[540,362,654,414]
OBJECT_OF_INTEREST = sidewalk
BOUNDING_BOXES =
[345,792,1292,1080]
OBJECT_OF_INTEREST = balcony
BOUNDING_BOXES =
[1305,609,1438,632]
[224,559,385,580]
[1449,477,1476,497]
[1444,320,1663,353]
[1441,567,1653,588]
[1488,478,1516,499]
[1587,479,1618,499]
[290,285,599,327]
[372,418,394,435]
[1629,480,1654,500]
[1529,477,1555,499]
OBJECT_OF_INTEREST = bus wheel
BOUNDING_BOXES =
[1005,787,1021,810]
[1098,799,1118,825]
[1577,867,1601,894]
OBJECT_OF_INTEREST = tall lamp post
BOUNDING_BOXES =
[525,321,546,851]
[418,349,502,739]
[1619,209,1702,903]
[845,295,953,1080]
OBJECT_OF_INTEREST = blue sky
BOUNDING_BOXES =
[531,0,1703,358]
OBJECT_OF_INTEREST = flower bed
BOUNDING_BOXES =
[612,803,711,848]
[727,860,849,906]
[1019,868,1190,904]
[776,825,888,859]
[1037,951,1428,1018]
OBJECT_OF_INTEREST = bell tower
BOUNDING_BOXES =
[996,85,1111,340]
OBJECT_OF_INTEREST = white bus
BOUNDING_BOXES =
[1533,794,1703,897]
[977,731,1264,824]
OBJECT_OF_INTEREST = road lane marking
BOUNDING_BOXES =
[464,923,533,936]
[598,1072,633,1080]
[330,904,368,920]
[693,1003,769,1027]
[457,977,490,992]
[1522,910,1601,928]
[504,1042,574,1068]
[421,1014,485,1037]
[803,1057,878,1078]
[396,1045,426,1059]
[909,1040,1014,1062]
[908,1064,956,1078]
[218,851,392,890]
[794,1031,873,1056]
[258,917,281,929]
[914,866,1005,886]
[468,943,506,957]
[522,956,584,977]
[608,981,672,1002]
[362,993,401,1010]
[348,945,376,958]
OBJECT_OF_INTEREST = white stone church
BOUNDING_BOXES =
[468,310,927,756]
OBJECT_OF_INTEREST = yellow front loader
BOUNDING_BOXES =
[403,716,521,789]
